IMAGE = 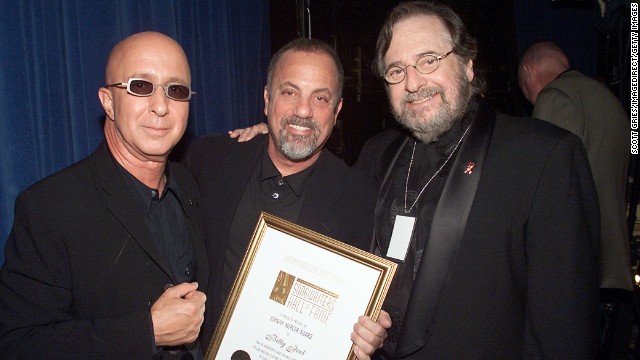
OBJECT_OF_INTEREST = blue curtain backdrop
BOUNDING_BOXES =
[0,0,270,265]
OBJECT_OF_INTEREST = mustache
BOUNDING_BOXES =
[282,116,319,131]
[403,87,444,103]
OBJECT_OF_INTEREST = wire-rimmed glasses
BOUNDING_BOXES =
[383,50,454,84]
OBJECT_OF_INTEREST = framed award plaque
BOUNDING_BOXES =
[205,212,397,360]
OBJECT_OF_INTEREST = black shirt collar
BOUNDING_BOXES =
[112,157,182,207]
[257,144,318,197]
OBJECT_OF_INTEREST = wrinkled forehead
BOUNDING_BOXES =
[274,50,339,88]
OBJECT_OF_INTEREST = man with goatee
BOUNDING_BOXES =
[184,38,389,360]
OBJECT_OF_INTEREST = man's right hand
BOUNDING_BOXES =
[151,282,206,346]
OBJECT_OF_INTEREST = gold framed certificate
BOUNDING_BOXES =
[205,212,397,360]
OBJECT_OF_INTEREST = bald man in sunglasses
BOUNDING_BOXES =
[0,31,208,359]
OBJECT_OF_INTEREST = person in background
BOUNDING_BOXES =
[184,38,389,359]
[519,40,632,358]
[0,31,207,359]
[519,41,632,292]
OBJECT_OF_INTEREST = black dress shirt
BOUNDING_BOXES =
[117,161,199,360]
[378,102,477,355]
[222,146,317,307]
[121,163,196,285]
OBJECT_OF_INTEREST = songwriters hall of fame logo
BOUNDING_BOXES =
[269,271,338,325]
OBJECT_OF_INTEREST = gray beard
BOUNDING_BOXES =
[277,116,320,160]
[394,71,471,144]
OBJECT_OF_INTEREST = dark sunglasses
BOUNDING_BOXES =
[106,78,195,101]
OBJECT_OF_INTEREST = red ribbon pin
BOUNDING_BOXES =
[464,162,475,174]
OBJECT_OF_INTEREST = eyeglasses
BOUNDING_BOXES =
[383,50,454,84]
[106,78,196,101]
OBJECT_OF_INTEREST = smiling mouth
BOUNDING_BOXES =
[410,95,433,105]
[288,124,311,131]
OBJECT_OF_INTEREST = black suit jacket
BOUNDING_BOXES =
[358,107,600,359]
[0,142,208,359]
[184,134,377,346]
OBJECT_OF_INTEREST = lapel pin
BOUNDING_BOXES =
[464,162,475,174]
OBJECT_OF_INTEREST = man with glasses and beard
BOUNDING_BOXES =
[184,38,389,360]
[355,2,600,359]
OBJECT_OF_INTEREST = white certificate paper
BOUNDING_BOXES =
[205,212,397,360]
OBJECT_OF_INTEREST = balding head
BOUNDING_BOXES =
[105,31,191,85]
[518,41,570,104]
[98,31,193,170]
